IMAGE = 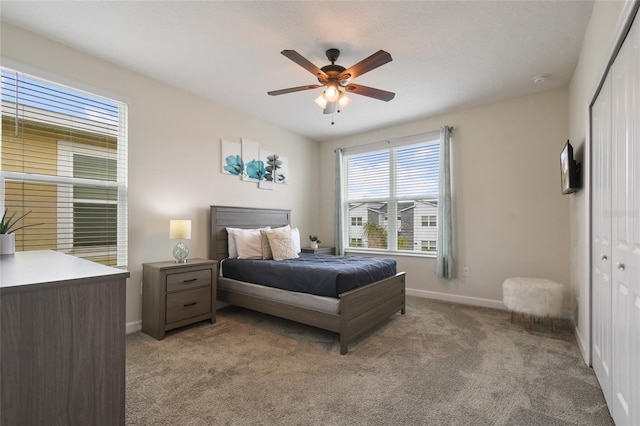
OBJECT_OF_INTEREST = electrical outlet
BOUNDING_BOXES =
[463,267,470,277]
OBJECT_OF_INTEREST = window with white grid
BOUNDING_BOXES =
[342,132,440,255]
[1,68,128,267]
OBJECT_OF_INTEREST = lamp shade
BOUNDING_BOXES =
[169,220,191,240]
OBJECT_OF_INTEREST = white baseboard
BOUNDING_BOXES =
[126,320,142,334]
[407,288,574,320]
[572,316,590,366]
[406,288,505,310]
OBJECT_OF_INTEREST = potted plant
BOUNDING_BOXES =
[309,235,321,250]
[0,208,42,255]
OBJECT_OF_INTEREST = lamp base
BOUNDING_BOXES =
[173,241,189,263]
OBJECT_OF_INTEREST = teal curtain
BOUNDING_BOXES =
[436,126,455,279]
[334,148,345,255]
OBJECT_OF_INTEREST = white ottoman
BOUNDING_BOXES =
[502,277,563,331]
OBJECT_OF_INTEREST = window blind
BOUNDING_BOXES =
[1,69,128,267]
[343,135,440,254]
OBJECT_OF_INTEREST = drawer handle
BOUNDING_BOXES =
[616,262,625,270]
[183,302,197,307]
[183,278,198,283]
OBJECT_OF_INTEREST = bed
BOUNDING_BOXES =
[209,205,406,354]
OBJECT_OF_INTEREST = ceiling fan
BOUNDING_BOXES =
[268,48,395,115]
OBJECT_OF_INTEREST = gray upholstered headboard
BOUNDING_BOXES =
[209,205,291,261]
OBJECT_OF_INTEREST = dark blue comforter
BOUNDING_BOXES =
[221,253,397,298]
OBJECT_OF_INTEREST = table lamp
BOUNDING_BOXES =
[169,219,191,263]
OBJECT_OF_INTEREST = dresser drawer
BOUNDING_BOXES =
[165,287,211,324]
[166,269,212,292]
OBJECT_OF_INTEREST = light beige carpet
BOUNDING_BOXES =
[126,297,612,425]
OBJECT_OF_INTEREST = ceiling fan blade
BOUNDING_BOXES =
[268,84,322,96]
[339,50,392,82]
[323,101,338,114]
[281,50,328,80]
[344,83,395,101]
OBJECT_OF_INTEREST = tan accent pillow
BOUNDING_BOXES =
[259,229,273,260]
[265,226,298,261]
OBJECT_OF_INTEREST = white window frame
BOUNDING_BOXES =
[422,215,437,227]
[421,240,437,252]
[341,131,440,257]
[1,68,128,267]
[56,141,125,261]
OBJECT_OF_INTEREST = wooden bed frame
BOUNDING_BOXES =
[209,205,406,354]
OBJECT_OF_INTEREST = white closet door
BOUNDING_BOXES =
[591,72,612,408]
[610,17,639,425]
[626,16,640,426]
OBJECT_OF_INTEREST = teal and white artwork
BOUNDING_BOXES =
[274,155,288,184]
[241,138,262,182]
[221,138,289,187]
[259,149,274,190]
[221,139,243,176]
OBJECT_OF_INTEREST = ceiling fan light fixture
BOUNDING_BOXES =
[324,84,340,102]
[338,92,351,109]
[314,94,328,109]
[268,48,395,122]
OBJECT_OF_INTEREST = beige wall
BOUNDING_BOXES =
[320,88,570,309]
[568,0,631,362]
[1,24,320,329]
[6,2,630,339]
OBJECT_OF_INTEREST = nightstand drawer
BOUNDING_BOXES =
[166,287,211,324]
[166,269,212,292]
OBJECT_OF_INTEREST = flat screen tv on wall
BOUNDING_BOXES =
[560,140,581,194]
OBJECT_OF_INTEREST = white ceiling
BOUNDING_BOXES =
[1,1,594,141]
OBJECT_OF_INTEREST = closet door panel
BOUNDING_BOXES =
[611,28,633,426]
[628,16,640,426]
[591,72,613,407]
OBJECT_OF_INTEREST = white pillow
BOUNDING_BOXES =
[290,227,301,253]
[235,228,268,259]
[226,227,242,258]
[265,227,299,261]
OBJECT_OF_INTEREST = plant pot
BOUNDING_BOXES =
[0,233,16,255]
[310,241,318,249]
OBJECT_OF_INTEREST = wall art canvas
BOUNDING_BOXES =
[258,149,274,190]
[241,138,262,182]
[274,155,289,185]
[221,139,243,176]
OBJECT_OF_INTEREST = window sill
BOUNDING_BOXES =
[344,249,436,259]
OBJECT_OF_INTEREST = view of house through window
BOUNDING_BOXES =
[1,69,128,267]
[343,133,440,254]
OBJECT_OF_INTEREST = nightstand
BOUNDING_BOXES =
[301,246,335,255]
[142,258,217,340]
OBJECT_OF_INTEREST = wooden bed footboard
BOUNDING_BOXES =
[210,205,406,354]
[338,272,406,354]
[217,272,406,354]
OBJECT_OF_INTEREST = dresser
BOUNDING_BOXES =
[142,258,217,339]
[0,250,129,425]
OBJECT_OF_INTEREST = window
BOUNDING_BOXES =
[422,215,437,227]
[1,69,128,267]
[350,238,363,247]
[421,240,437,252]
[342,132,440,255]
[351,216,363,226]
